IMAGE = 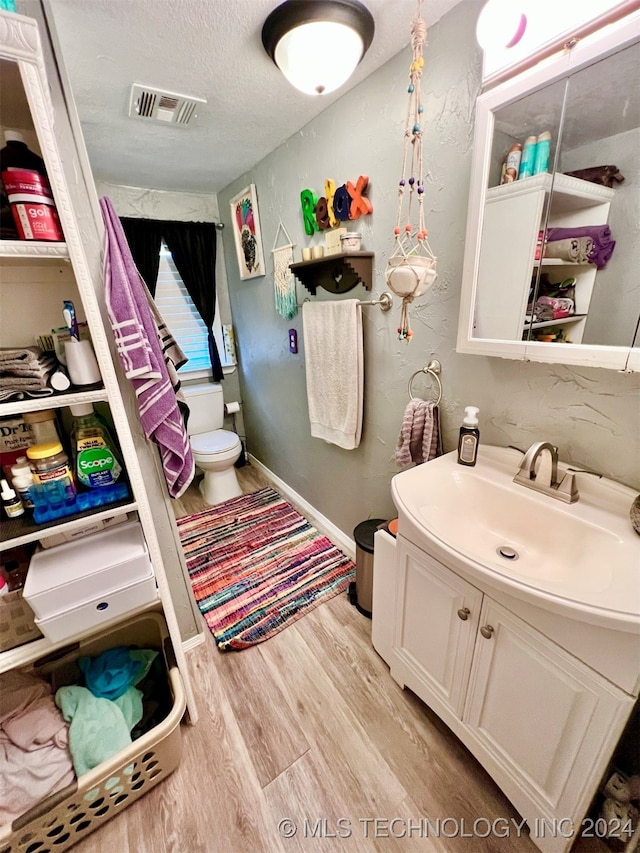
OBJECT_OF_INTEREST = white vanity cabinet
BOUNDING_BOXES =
[388,536,634,853]
[391,540,482,717]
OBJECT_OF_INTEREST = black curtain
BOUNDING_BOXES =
[161,221,222,382]
[120,217,163,296]
[119,217,222,381]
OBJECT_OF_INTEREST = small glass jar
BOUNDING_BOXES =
[23,409,60,445]
[26,442,76,495]
[340,232,362,252]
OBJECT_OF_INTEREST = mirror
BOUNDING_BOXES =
[457,15,640,371]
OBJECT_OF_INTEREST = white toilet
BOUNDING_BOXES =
[182,382,243,505]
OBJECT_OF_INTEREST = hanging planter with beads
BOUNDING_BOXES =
[385,0,437,343]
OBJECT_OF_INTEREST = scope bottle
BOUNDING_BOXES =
[69,403,123,488]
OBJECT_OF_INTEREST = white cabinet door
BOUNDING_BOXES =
[475,186,544,340]
[391,539,482,717]
[464,598,633,847]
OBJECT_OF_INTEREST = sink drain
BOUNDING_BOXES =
[497,545,519,560]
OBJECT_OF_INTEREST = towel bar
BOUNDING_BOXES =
[298,292,393,312]
[408,359,442,405]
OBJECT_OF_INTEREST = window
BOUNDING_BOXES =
[154,242,233,374]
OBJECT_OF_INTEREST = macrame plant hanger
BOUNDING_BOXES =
[271,220,297,320]
[385,0,437,342]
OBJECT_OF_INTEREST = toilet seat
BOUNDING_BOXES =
[190,429,241,459]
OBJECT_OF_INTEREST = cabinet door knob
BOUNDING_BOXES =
[457,607,471,621]
[480,625,494,639]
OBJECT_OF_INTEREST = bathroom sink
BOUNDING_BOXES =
[391,445,640,629]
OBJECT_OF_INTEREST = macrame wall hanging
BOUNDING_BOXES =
[385,0,437,342]
[271,221,297,320]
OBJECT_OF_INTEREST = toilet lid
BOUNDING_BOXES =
[190,429,241,456]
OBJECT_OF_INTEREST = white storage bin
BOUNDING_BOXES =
[24,520,153,620]
[34,571,157,642]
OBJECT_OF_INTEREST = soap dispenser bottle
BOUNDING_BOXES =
[457,406,480,467]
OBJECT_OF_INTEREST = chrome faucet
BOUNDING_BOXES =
[513,441,579,504]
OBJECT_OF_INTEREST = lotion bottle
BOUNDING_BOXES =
[457,407,480,467]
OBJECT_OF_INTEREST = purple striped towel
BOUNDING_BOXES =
[99,197,194,499]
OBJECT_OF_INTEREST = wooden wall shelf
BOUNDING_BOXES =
[290,251,374,296]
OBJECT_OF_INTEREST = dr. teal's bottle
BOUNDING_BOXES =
[457,407,480,467]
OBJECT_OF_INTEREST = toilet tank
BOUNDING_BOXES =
[182,382,224,435]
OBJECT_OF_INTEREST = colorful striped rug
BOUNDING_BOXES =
[176,486,355,650]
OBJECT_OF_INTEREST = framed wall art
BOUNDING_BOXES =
[229,184,265,280]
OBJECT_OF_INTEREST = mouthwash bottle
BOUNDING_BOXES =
[69,403,123,488]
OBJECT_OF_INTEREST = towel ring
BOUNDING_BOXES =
[408,359,442,405]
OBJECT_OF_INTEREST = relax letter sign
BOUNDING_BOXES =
[300,175,373,236]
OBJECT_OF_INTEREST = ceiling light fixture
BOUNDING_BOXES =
[476,0,527,52]
[261,0,375,96]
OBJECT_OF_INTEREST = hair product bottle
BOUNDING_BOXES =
[501,143,522,184]
[457,407,480,467]
[533,131,552,175]
[519,135,538,179]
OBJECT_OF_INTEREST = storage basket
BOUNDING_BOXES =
[0,611,186,853]
[0,589,42,652]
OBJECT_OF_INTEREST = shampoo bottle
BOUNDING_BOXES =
[457,407,480,467]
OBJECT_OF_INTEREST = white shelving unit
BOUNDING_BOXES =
[476,172,614,344]
[0,7,197,720]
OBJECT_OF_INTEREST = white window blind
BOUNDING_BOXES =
[154,242,230,373]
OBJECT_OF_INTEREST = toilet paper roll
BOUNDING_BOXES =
[64,340,101,387]
[225,401,240,415]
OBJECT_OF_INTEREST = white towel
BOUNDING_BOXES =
[302,300,363,450]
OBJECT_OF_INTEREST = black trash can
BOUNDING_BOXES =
[350,518,387,618]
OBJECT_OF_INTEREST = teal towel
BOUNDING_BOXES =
[79,648,158,700]
[55,685,143,777]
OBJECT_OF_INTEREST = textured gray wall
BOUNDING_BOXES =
[218,0,640,536]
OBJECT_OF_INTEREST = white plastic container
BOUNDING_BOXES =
[24,520,153,620]
[33,573,157,642]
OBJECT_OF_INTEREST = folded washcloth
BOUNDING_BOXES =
[0,347,46,365]
[546,225,615,270]
[55,685,142,777]
[395,400,441,467]
[0,387,54,401]
[543,236,594,264]
[79,648,158,701]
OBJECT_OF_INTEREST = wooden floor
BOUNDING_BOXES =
[70,464,608,853]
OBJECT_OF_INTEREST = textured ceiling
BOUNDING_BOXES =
[43,0,466,194]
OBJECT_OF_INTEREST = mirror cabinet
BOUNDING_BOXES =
[457,12,640,372]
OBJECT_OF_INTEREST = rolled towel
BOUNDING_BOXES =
[546,225,615,270]
[543,236,593,264]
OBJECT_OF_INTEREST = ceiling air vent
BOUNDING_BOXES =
[128,84,206,126]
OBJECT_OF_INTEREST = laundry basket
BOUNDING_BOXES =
[0,611,186,853]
